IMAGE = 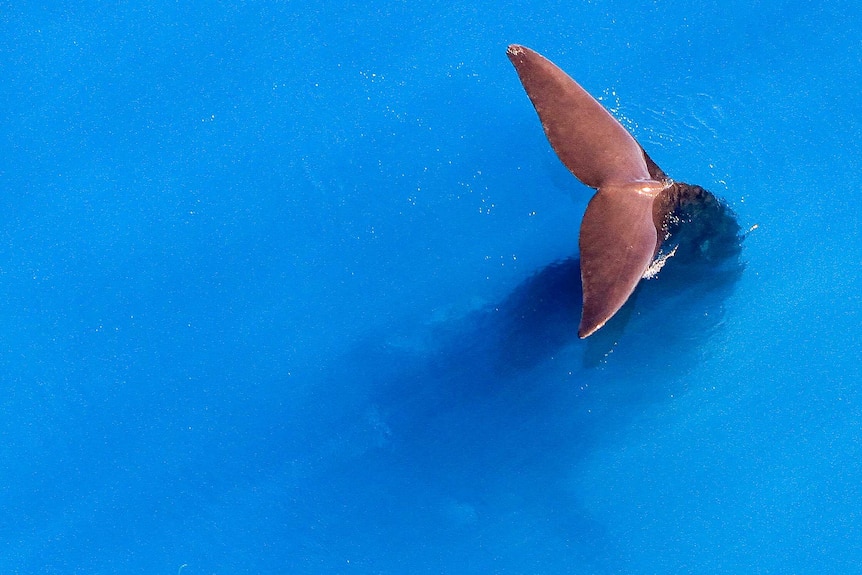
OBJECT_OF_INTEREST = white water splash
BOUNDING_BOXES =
[643,245,678,279]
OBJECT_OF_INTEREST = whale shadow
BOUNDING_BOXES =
[270,204,746,573]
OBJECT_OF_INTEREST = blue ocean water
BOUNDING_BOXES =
[2,1,861,573]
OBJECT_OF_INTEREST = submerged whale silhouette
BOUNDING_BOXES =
[507,44,741,338]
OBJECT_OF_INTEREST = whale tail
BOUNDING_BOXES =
[506,44,673,338]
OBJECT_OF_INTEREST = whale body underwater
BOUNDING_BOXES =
[506,44,743,338]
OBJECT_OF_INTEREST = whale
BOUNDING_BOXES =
[506,44,741,338]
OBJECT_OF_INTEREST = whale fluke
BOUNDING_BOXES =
[576,181,665,337]
[506,44,732,338]
[506,44,665,187]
